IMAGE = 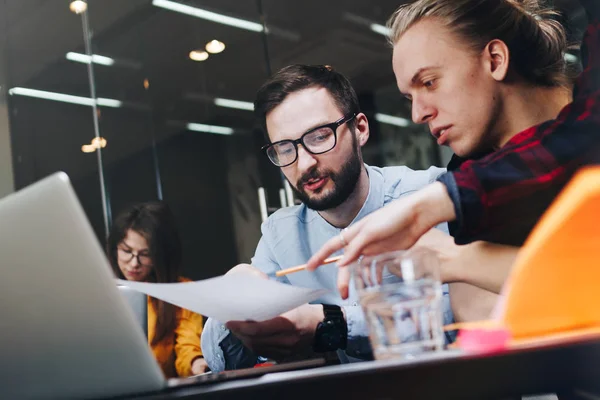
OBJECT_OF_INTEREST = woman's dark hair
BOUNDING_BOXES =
[107,201,182,346]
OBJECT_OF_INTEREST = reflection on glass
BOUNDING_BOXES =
[152,0,264,32]
[69,0,88,14]
[189,50,209,62]
[205,40,226,54]
[66,52,115,66]
[13,0,588,282]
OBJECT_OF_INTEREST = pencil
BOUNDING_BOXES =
[275,255,343,277]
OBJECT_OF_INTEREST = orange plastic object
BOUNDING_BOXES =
[497,166,600,339]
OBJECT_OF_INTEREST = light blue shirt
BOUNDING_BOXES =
[201,164,454,372]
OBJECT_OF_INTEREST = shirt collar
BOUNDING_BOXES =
[350,164,384,225]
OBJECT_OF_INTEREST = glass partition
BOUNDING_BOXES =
[3,0,588,278]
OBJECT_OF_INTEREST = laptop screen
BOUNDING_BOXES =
[118,285,148,338]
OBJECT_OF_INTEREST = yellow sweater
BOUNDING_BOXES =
[147,293,204,378]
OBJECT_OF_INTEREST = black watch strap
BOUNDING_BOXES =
[323,304,345,324]
[313,304,348,352]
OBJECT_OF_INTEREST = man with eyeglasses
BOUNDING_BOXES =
[201,64,454,371]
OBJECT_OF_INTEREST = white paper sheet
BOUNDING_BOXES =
[117,275,329,322]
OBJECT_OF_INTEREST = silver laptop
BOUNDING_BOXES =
[0,172,327,399]
[118,285,148,338]
[0,173,165,399]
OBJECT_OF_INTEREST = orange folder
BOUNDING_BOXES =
[450,166,600,348]
[498,166,600,339]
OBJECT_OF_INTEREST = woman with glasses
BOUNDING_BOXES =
[107,202,208,377]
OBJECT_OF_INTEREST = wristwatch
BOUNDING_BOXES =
[313,304,348,352]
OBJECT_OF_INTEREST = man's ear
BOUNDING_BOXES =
[354,113,370,147]
[484,39,510,82]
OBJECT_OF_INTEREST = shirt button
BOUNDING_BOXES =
[221,325,226,331]
[353,302,358,306]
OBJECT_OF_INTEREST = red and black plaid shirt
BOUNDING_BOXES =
[437,0,600,246]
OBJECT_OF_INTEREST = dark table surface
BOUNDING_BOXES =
[121,336,600,400]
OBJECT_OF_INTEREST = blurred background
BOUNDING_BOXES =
[0,0,588,279]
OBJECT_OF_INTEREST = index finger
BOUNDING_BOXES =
[306,236,343,271]
[306,221,362,271]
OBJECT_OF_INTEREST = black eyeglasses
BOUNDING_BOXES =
[117,247,152,266]
[261,113,357,167]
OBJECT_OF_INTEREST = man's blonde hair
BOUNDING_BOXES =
[387,0,570,88]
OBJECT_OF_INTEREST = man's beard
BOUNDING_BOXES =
[291,146,362,211]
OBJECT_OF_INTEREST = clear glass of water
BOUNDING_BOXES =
[352,248,444,360]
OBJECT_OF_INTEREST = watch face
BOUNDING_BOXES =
[317,320,342,351]
[314,305,347,353]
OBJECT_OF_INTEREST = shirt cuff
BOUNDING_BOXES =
[343,305,373,359]
[436,172,465,243]
[200,317,229,372]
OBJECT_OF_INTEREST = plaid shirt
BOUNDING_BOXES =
[438,0,600,246]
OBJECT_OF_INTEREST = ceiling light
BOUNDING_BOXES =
[82,137,107,153]
[342,14,391,39]
[375,113,410,127]
[70,0,87,14]
[91,137,107,148]
[214,98,254,111]
[205,40,225,54]
[96,98,122,108]
[8,87,122,108]
[186,122,234,135]
[370,23,391,37]
[152,0,263,32]
[66,52,114,66]
[81,144,96,153]
[189,50,209,62]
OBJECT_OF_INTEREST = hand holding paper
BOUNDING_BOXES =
[226,303,326,360]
